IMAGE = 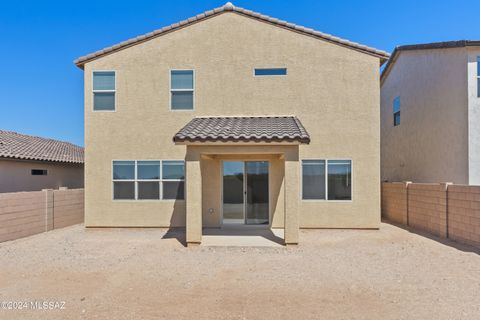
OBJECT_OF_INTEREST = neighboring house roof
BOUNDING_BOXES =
[173,116,311,144]
[0,130,84,164]
[381,40,480,84]
[74,2,389,68]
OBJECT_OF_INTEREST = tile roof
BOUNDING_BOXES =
[0,130,84,164]
[74,2,389,68]
[381,40,480,83]
[173,116,310,144]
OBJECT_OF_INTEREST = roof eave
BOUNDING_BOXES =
[74,3,389,69]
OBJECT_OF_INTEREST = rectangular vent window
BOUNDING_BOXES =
[31,169,47,176]
[254,68,287,76]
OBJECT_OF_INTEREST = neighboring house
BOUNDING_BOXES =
[74,2,389,245]
[0,130,84,193]
[381,40,480,184]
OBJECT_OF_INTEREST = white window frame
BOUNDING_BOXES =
[92,70,116,112]
[112,160,185,201]
[170,69,195,111]
[301,159,353,202]
[253,67,288,77]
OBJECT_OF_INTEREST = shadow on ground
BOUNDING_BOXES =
[382,219,480,255]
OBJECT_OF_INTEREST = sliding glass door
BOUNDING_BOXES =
[222,161,269,225]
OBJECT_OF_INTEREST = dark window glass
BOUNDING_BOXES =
[254,68,287,76]
[31,169,47,176]
[327,160,352,200]
[162,181,185,200]
[171,91,193,110]
[138,182,160,200]
[113,182,135,200]
[394,112,400,126]
[302,160,326,200]
[94,92,115,111]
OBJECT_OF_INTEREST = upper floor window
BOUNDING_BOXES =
[393,96,400,126]
[254,68,287,76]
[302,160,352,201]
[171,70,194,110]
[477,56,480,98]
[93,71,115,111]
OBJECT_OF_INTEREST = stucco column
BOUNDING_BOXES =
[186,159,202,245]
[284,159,300,245]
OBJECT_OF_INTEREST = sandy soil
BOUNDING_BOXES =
[0,223,479,320]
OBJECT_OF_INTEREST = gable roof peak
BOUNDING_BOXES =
[223,2,235,10]
[74,4,389,68]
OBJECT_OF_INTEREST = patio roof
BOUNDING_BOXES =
[173,116,310,144]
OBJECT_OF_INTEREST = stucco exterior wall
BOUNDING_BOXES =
[381,48,469,184]
[0,159,84,193]
[467,48,480,184]
[83,12,381,228]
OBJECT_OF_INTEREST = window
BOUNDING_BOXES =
[31,169,47,176]
[162,161,185,200]
[112,160,185,200]
[93,71,115,111]
[254,68,287,76]
[477,56,480,98]
[393,96,400,126]
[327,160,352,200]
[302,160,352,201]
[302,160,326,200]
[171,70,194,110]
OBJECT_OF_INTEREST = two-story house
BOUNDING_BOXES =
[75,2,389,245]
[381,40,480,184]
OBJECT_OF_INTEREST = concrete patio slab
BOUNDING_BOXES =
[201,228,284,247]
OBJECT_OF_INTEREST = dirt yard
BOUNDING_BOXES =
[0,223,479,320]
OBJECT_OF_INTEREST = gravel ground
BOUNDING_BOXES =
[0,223,479,320]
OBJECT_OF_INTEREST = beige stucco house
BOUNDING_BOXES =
[0,130,84,193]
[381,41,480,184]
[75,2,389,245]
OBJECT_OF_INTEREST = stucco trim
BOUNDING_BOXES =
[74,2,389,68]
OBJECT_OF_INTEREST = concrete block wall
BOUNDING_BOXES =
[0,189,84,243]
[382,182,480,248]
[381,182,408,225]
[447,185,480,247]
[407,183,448,238]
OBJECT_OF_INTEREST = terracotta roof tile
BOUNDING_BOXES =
[173,116,310,144]
[74,2,389,68]
[0,131,84,164]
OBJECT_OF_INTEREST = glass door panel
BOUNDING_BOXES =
[245,161,269,225]
[222,162,244,224]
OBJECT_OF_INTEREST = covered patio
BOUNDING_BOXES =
[173,116,310,246]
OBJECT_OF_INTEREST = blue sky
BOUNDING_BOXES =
[1,0,478,146]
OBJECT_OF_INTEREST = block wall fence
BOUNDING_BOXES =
[382,182,480,248]
[0,188,84,243]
